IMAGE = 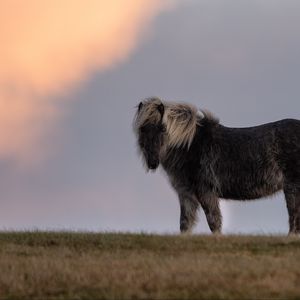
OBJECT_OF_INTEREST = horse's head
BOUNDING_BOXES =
[134,99,166,171]
[138,122,166,170]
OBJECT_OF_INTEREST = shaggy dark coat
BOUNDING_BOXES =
[134,98,300,234]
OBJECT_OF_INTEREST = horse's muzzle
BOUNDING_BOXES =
[148,160,159,170]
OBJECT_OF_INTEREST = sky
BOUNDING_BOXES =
[0,0,300,234]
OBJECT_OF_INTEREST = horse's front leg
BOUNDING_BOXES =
[200,194,222,234]
[178,192,199,234]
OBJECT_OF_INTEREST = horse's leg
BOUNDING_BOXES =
[296,193,300,234]
[284,185,300,234]
[200,195,222,234]
[178,192,199,233]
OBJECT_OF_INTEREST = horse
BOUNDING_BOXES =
[133,97,300,234]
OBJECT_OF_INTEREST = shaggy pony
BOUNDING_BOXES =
[134,97,300,234]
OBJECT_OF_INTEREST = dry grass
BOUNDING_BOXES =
[0,232,299,299]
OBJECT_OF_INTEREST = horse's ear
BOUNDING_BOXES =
[138,102,143,111]
[157,103,165,118]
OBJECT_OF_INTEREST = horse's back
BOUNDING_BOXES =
[275,118,300,145]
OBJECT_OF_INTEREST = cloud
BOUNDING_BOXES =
[0,0,170,165]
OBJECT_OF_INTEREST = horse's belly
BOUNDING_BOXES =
[219,172,284,200]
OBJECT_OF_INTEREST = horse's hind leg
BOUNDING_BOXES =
[178,192,199,233]
[284,185,300,234]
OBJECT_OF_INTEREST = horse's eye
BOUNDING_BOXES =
[160,125,166,133]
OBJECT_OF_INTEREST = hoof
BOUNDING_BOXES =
[288,232,300,237]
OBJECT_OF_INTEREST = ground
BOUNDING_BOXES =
[0,232,299,299]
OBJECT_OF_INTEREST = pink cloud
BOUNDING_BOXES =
[0,0,171,165]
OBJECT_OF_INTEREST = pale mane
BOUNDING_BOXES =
[199,109,220,125]
[163,102,200,148]
[134,97,163,131]
[134,97,219,148]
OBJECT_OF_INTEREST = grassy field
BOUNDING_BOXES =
[0,232,299,299]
